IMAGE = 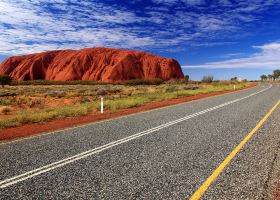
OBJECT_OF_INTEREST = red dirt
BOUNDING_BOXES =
[0,83,256,142]
[46,98,73,108]
[274,183,280,200]
[0,47,184,82]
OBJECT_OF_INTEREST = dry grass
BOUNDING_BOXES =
[0,106,12,115]
[0,81,249,129]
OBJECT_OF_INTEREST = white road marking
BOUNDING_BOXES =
[0,85,272,189]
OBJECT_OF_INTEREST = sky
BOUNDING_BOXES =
[0,0,280,80]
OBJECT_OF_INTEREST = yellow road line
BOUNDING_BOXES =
[190,99,280,200]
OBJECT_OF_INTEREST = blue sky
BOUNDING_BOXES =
[0,0,280,80]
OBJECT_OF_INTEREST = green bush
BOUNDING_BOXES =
[165,85,179,92]
[80,97,91,104]
[0,98,16,106]
[184,75,190,82]
[27,99,46,108]
[0,75,12,88]
[202,75,214,83]
[96,88,108,96]
[124,79,164,85]
[11,80,113,86]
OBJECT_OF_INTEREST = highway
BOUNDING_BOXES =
[0,84,280,199]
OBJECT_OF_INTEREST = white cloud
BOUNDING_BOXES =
[254,43,280,50]
[0,0,279,56]
[0,0,156,55]
[183,42,280,69]
[151,0,178,5]
[152,0,205,6]
[182,0,205,6]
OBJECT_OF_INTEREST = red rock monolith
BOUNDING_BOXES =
[0,48,184,82]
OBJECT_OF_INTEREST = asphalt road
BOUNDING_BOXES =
[0,84,280,199]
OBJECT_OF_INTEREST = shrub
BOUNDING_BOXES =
[124,79,164,86]
[0,92,17,97]
[0,106,12,115]
[273,69,280,80]
[10,80,109,86]
[260,75,267,81]
[183,85,199,90]
[202,75,214,83]
[184,75,190,82]
[96,88,108,96]
[16,97,30,108]
[165,79,186,84]
[27,99,46,108]
[44,90,66,98]
[107,87,121,94]
[80,97,91,104]
[165,85,179,92]
[0,75,12,88]
[0,98,16,106]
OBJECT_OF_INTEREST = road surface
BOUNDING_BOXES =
[0,84,280,199]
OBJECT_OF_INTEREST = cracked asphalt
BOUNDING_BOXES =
[0,84,280,199]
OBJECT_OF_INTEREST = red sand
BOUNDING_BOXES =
[0,47,184,82]
[0,83,256,142]
[274,183,280,200]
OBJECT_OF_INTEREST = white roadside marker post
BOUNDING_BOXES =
[101,96,104,114]
[234,85,236,90]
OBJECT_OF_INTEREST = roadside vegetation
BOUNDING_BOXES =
[201,75,214,83]
[0,75,12,88]
[260,69,280,81]
[0,76,250,129]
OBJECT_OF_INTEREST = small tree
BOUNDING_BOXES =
[96,88,107,96]
[272,74,277,81]
[202,75,214,83]
[273,69,280,80]
[184,75,190,83]
[260,74,267,81]
[0,75,12,88]
[268,74,273,81]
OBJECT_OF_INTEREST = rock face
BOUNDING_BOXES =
[0,48,184,82]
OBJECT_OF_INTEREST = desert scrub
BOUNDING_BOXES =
[16,96,30,108]
[124,79,164,85]
[79,97,91,104]
[104,96,151,111]
[0,82,249,129]
[0,106,12,115]
[205,82,246,90]
[165,85,180,92]
[11,80,113,86]
[2,84,124,97]
[0,102,97,129]
[65,92,80,98]
[0,97,16,106]
[27,98,46,108]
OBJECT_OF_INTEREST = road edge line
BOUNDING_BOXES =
[189,98,280,200]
